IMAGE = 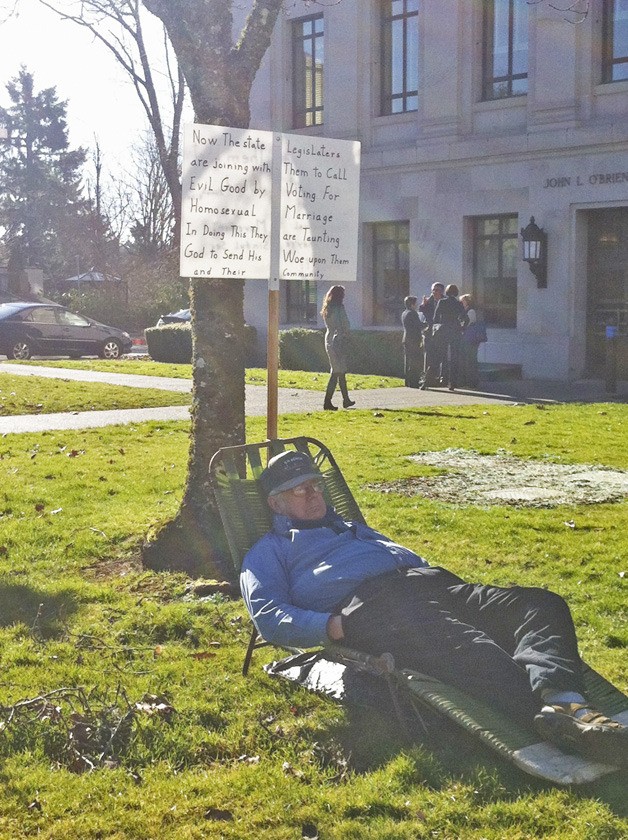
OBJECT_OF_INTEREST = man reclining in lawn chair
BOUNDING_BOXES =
[240,450,628,769]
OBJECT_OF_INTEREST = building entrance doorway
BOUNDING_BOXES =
[586,208,628,376]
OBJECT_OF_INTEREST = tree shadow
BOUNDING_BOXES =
[0,582,79,638]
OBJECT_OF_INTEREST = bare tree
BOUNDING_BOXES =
[125,132,176,253]
[86,143,136,247]
[36,0,185,244]
[138,0,284,580]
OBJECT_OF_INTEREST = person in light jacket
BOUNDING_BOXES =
[321,285,355,410]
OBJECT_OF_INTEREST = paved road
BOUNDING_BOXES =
[1,362,625,434]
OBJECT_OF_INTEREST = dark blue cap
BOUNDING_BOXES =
[259,451,321,497]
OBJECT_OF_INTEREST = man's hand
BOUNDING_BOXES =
[326,614,344,641]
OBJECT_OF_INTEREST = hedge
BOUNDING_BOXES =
[145,322,258,365]
[279,328,404,377]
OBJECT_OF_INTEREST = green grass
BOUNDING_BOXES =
[0,403,626,837]
[5,359,404,390]
[0,373,191,415]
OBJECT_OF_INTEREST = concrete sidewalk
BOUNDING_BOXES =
[1,362,625,435]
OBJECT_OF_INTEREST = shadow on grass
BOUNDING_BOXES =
[374,408,480,420]
[266,660,628,819]
[0,582,79,637]
[335,701,628,818]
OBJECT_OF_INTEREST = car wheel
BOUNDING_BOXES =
[11,340,32,360]
[100,339,123,359]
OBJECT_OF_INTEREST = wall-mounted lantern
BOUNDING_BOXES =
[520,216,547,289]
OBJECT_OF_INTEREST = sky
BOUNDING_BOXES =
[0,0,170,176]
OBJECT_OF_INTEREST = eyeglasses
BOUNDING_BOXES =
[287,479,325,497]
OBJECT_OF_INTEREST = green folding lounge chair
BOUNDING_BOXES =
[209,436,628,785]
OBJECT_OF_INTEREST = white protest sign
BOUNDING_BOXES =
[279,133,361,284]
[180,124,273,278]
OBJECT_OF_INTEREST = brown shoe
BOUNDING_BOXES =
[535,702,628,767]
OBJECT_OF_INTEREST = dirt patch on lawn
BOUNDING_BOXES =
[370,449,628,508]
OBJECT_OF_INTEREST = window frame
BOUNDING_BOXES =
[284,279,318,325]
[380,0,420,116]
[482,0,528,100]
[472,214,518,329]
[292,13,324,128]
[602,0,628,83]
[371,221,410,327]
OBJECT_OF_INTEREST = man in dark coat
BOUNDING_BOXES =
[401,296,424,388]
[418,282,445,387]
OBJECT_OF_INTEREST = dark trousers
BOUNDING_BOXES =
[460,341,479,388]
[403,345,423,388]
[423,331,444,385]
[337,567,584,726]
[324,372,350,405]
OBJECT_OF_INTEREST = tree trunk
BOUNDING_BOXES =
[141,0,283,580]
[142,278,245,583]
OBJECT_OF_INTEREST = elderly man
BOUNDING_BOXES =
[241,450,628,767]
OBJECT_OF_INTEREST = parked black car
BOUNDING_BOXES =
[156,308,191,326]
[0,302,133,360]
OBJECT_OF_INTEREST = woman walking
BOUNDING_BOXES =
[321,285,355,410]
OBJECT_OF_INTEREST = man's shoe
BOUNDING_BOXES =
[343,398,356,408]
[323,402,338,411]
[534,702,628,767]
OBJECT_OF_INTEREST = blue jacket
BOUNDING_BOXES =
[240,509,428,648]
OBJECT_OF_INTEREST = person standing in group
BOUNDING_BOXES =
[401,296,424,388]
[459,293,486,388]
[321,285,355,411]
[431,284,468,391]
[418,282,445,388]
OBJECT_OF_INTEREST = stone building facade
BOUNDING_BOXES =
[244,0,628,379]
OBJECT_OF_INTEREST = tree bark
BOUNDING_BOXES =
[141,0,283,580]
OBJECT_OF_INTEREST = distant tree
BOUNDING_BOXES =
[0,67,88,280]
[82,141,124,276]
[125,133,176,255]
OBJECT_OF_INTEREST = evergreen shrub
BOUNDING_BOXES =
[145,323,258,365]
[279,328,404,377]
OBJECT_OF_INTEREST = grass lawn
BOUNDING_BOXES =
[5,358,404,390]
[0,403,626,838]
[0,373,191,416]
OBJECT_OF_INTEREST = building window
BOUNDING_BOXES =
[372,221,409,326]
[293,15,324,128]
[473,215,518,328]
[603,0,628,82]
[483,0,528,99]
[285,279,318,324]
[381,0,419,115]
